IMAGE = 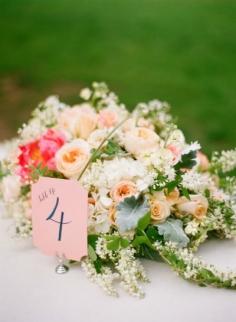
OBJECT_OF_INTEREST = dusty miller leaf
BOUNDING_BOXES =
[116,195,149,233]
[156,218,189,247]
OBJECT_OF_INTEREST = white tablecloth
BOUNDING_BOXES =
[1,143,236,322]
[0,215,236,322]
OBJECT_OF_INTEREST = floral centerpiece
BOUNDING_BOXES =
[1,82,236,298]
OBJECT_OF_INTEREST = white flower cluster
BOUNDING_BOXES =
[202,204,236,239]
[148,148,176,180]
[115,247,149,298]
[4,198,32,237]
[18,96,67,143]
[81,258,119,297]
[182,170,213,193]
[212,149,236,173]
[135,99,172,127]
[83,157,153,193]
[83,237,148,298]
[185,220,199,236]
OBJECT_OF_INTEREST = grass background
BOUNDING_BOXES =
[0,0,235,153]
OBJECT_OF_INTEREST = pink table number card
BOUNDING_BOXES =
[32,177,88,261]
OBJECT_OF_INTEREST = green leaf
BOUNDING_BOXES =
[156,218,189,247]
[166,180,178,193]
[137,212,151,231]
[132,235,153,248]
[88,234,99,249]
[107,238,120,251]
[20,184,31,196]
[181,187,190,200]
[146,226,163,242]
[88,245,97,262]
[120,238,130,248]
[103,139,122,156]
[94,257,102,273]
[116,195,149,233]
[175,150,197,170]
[137,244,162,262]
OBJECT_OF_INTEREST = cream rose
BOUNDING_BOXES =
[110,180,137,203]
[56,139,90,178]
[58,105,97,139]
[72,105,97,139]
[88,129,109,149]
[176,194,208,220]
[123,127,160,157]
[58,107,80,133]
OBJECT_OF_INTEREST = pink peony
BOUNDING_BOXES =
[18,129,66,181]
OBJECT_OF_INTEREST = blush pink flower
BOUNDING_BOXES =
[98,108,119,128]
[17,129,66,181]
[167,144,182,165]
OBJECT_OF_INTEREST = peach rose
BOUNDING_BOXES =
[123,127,160,157]
[197,151,210,172]
[150,198,171,223]
[98,108,119,128]
[176,194,208,220]
[110,180,137,203]
[55,139,90,178]
[165,188,180,206]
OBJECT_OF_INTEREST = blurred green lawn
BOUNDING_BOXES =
[0,0,235,153]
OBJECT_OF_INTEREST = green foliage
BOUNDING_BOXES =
[105,235,130,251]
[91,139,124,162]
[116,195,149,233]
[175,150,197,171]
[137,212,151,231]
[30,163,65,181]
[156,219,190,247]
[20,184,31,196]
[149,172,169,192]
[87,234,103,273]
[88,245,97,262]
[136,244,162,262]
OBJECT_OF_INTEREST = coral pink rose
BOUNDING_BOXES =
[17,129,65,180]
[98,108,119,128]
[110,180,137,203]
